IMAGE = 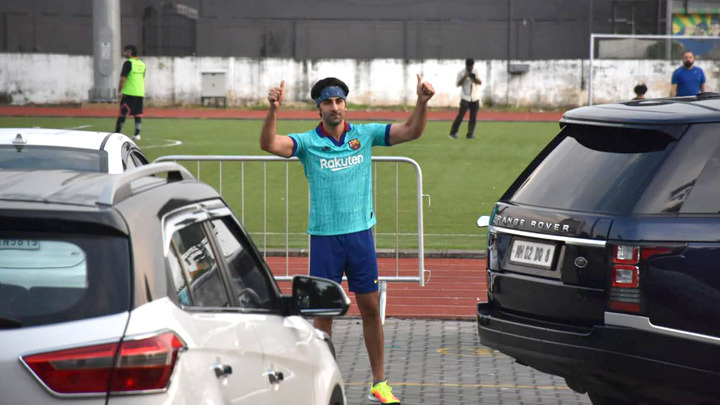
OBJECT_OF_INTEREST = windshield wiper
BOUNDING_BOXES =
[0,315,22,328]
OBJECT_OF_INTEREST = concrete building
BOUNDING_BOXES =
[2,0,719,108]
[0,0,669,59]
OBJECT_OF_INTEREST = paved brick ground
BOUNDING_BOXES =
[334,318,591,405]
[269,256,592,404]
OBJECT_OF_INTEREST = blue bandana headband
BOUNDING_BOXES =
[316,86,347,106]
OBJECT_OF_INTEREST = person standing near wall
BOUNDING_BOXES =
[260,75,435,405]
[632,83,647,100]
[671,51,707,97]
[115,45,146,140]
[449,58,482,140]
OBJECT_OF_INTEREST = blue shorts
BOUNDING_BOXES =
[310,228,378,294]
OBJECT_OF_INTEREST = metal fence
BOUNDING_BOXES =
[155,155,430,322]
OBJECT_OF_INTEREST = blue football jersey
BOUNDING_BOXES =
[290,122,391,235]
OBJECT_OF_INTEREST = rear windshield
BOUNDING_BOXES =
[0,146,106,172]
[0,233,130,328]
[509,125,676,215]
[509,123,720,215]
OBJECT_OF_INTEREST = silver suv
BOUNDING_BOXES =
[0,163,348,404]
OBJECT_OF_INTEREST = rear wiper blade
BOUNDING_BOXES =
[0,316,22,328]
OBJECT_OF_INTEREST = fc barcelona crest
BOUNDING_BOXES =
[349,138,361,150]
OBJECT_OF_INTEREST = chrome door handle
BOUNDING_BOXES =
[214,363,233,378]
[265,370,284,384]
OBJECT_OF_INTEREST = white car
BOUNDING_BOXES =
[0,163,348,404]
[0,128,148,173]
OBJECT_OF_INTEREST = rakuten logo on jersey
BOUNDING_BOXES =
[320,155,364,171]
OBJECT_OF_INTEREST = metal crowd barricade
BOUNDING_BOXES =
[154,155,429,323]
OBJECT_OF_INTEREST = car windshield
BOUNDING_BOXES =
[0,146,106,172]
[0,232,130,328]
[508,125,678,215]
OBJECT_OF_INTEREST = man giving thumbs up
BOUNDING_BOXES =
[260,75,435,405]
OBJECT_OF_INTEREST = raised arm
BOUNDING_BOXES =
[457,70,481,86]
[457,71,468,86]
[117,77,126,101]
[260,80,295,158]
[118,60,130,101]
[388,74,435,145]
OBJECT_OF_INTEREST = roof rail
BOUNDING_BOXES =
[97,162,195,206]
[696,92,720,100]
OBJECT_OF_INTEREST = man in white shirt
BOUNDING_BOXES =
[449,58,482,140]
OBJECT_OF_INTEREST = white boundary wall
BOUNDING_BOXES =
[589,34,720,105]
[1,53,718,108]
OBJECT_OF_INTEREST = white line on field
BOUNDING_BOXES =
[65,125,93,129]
[141,139,183,149]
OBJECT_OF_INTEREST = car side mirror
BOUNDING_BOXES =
[477,215,490,228]
[291,275,350,317]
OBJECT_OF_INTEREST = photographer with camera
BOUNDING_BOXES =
[449,58,482,140]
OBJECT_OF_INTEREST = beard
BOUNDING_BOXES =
[321,109,345,125]
[683,60,694,68]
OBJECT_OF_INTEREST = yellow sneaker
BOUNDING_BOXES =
[368,380,400,404]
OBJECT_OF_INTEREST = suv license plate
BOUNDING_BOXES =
[509,239,555,269]
[0,239,41,250]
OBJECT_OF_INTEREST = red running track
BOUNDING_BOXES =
[0,105,563,122]
[266,256,487,320]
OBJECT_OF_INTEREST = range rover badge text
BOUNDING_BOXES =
[493,214,571,233]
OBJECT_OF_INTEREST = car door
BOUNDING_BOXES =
[160,214,272,403]
[206,215,319,403]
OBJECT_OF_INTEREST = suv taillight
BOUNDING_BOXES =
[608,245,673,313]
[22,331,185,395]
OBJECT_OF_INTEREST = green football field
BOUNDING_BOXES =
[0,116,558,251]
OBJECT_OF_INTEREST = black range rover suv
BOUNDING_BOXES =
[477,95,720,405]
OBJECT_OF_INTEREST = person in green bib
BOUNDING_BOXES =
[115,45,146,140]
[260,75,435,405]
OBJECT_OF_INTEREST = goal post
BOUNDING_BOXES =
[589,33,720,105]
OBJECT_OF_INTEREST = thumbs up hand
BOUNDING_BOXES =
[416,74,435,103]
[268,80,286,109]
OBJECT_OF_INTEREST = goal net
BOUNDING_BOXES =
[589,34,720,105]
